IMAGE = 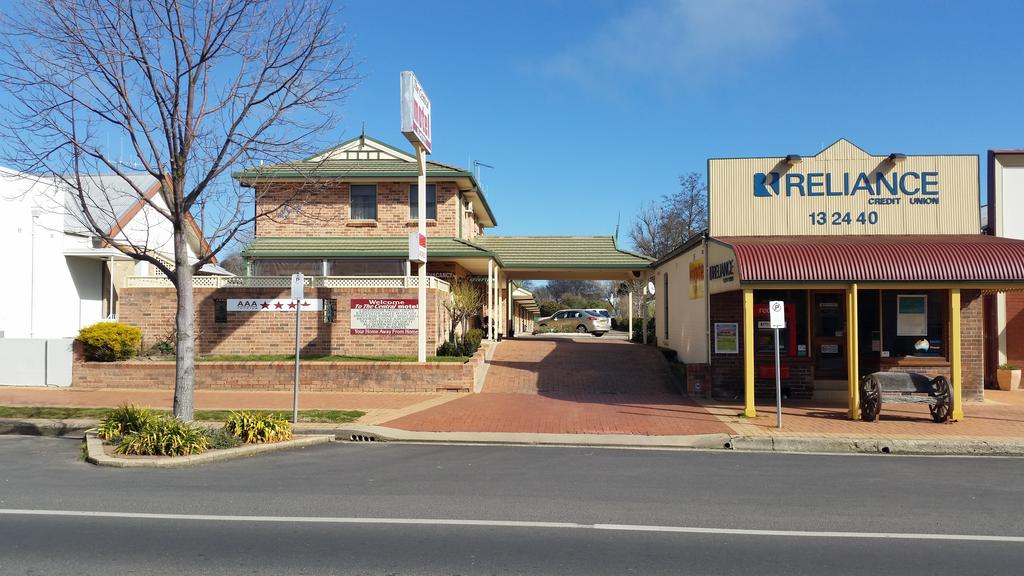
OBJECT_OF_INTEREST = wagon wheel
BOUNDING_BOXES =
[859,375,881,422]
[930,376,952,423]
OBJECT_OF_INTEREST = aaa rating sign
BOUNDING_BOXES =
[227,299,323,312]
[350,298,418,335]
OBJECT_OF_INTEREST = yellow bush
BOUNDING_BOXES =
[78,322,142,361]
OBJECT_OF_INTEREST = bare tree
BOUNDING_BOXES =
[629,171,708,260]
[441,278,485,344]
[0,0,358,420]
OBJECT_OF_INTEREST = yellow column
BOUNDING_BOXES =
[846,284,860,420]
[950,288,964,421]
[743,288,757,418]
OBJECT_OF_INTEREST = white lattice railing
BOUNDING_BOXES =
[125,275,451,292]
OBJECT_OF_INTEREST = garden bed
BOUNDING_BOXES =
[85,431,333,468]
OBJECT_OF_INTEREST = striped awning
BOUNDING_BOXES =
[714,235,1024,283]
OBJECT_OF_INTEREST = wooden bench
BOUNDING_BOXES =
[858,372,952,423]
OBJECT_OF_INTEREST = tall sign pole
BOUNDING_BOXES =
[769,300,786,429]
[291,273,305,424]
[401,71,431,363]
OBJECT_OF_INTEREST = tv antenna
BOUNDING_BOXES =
[473,160,494,188]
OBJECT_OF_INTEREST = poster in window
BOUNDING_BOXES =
[714,323,739,354]
[896,295,927,336]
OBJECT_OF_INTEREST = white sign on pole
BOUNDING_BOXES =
[408,231,427,264]
[291,273,305,301]
[769,300,786,329]
[400,71,431,154]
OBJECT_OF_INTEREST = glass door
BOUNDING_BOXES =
[813,292,846,379]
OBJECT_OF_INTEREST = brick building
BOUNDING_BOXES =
[653,139,1024,421]
[116,134,652,360]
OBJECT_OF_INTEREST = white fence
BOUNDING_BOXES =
[0,339,73,386]
[125,275,451,292]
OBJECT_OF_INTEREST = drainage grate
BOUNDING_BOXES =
[349,434,378,442]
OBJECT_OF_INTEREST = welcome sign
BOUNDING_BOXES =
[350,298,418,336]
[708,139,979,237]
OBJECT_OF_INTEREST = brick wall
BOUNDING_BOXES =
[254,181,463,238]
[960,289,984,401]
[119,286,450,357]
[72,340,486,392]
[709,291,744,399]
[1006,291,1024,367]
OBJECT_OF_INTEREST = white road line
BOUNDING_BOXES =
[0,509,1020,543]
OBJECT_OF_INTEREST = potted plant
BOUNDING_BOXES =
[997,363,1021,391]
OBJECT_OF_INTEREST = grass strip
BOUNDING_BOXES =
[0,406,364,424]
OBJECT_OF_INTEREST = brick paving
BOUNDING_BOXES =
[700,389,1024,439]
[382,336,733,435]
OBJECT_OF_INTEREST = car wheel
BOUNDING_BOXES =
[575,325,588,333]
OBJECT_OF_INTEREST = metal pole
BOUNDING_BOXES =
[487,259,494,340]
[628,290,633,340]
[774,327,782,429]
[293,298,300,424]
[416,144,427,363]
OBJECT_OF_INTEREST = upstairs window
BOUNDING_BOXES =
[350,184,377,220]
[409,184,437,219]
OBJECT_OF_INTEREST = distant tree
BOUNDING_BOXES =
[219,252,247,276]
[0,0,358,421]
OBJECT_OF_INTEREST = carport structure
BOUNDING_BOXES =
[472,236,655,340]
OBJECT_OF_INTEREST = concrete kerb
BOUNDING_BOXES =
[335,425,734,449]
[84,432,334,468]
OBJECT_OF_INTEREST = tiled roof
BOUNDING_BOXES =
[716,234,1024,283]
[233,159,470,180]
[474,236,653,269]
[241,236,494,259]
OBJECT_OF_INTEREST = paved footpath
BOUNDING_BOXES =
[701,389,1024,440]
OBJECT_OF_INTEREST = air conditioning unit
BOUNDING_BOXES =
[90,236,104,249]
[463,201,474,214]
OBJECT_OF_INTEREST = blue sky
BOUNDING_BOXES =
[333,0,1024,243]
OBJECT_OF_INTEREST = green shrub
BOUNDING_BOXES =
[436,340,460,357]
[115,418,210,456]
[464,328,483,351]
[206,428,244,450]
[999,363,1021,371]
[224,411,293,444]
[78,322,142,361]
[97,405,156,440]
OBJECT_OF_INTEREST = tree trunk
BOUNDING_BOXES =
[172,228,196,422]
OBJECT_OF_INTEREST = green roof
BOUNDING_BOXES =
[473,236,653,269]
[242,234,654,271]
[233,158,471,180]
[241,236,495,259]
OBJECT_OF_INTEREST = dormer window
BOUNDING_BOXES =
[350,184,377,220]
[409,184,436,219]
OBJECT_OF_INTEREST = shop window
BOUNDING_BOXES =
[251,259,322,277]
[350,184,377,220]
[327,259,404,276]
[882,290,946,358]
[214,299,227,323]
[754,290,808,357]
[409,184,437,219]
[323,299,337,324]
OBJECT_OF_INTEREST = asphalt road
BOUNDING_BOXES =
[1,436,1022,575]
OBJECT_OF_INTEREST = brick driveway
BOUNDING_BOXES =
[382,336,732,435]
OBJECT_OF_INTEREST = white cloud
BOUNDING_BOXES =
[543,0,833,86]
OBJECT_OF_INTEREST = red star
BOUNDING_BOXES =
[300,300,310,307]
[261,301,270,309]
[274,302,284,309]
[287,301,296,309]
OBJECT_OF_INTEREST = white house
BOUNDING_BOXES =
[0,168,226,340]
